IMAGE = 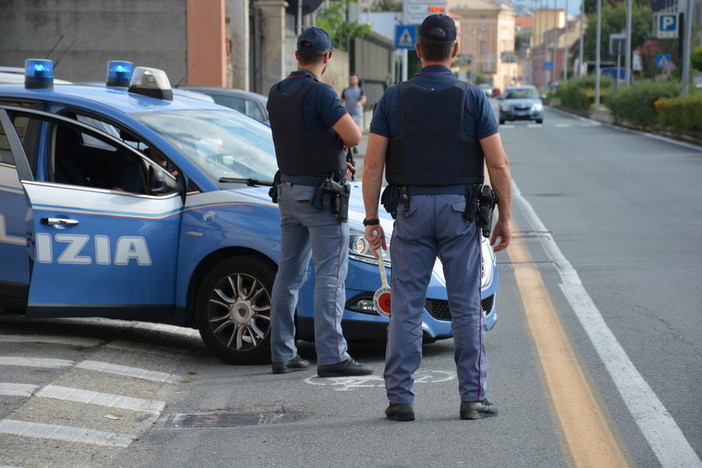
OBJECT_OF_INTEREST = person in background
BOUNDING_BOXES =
[341,73,367,153]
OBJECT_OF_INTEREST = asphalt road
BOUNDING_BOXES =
[1,105,700,468]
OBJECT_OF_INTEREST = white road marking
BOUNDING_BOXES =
[0,334,103,347]
[35,385,165,413]
[0,419,136,447]
[0,357,73,368]
[75,360,180,383]
[513,181,702,468]
[0,383,38,397]
[304,370,455,391]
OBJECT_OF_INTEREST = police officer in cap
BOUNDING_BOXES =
[362,14,512,420]
[267,26,373,377]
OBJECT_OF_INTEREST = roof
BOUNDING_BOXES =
[0,83,224,114]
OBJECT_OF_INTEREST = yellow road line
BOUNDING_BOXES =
[508,224,631,468]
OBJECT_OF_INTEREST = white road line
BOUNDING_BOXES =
[0,334,103,347]
[0,357,73,368]
[35,385,165,413]
[0,419,136,447]
[514,181,702,468]
[75,360,180,384]
[0,383,38,397]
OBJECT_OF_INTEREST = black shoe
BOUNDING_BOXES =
[385,403,415,421]
[272,355,309,374]
[460,399,498,420]
[317,358,373,377]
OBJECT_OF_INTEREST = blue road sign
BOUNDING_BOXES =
[656,53,671,68]
[544,61,554,71]
[395,25,417,50]
[657,13,678,38]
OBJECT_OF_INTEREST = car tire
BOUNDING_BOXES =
[499,119,505,125]
[196,255,275,364]
[536,119,543,124]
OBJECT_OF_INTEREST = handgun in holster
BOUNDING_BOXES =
[477,185,498,238]
[268,170,281,203]
[463,184,481,222]
[312,177,350,222]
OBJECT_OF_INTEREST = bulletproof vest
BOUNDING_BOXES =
[386,80,484,186]
[268,79,345,176]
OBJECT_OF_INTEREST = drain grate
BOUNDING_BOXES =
[159,409,307,427]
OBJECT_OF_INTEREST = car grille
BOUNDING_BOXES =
[513,105,530,111]
[426,295,494,321]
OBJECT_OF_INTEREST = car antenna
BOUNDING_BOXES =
[54,39,76,69]
[46,34,64,59]
[175,62,197,88]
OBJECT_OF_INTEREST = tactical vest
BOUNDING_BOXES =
[386,80,484,186]
[268,79,345,176]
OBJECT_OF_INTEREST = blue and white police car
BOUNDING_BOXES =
[0,59,499,364]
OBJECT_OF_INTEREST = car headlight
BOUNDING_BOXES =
[480,239,495,288]
[349,228,390,266]
[500,105,510,112]
[532,103,543,111]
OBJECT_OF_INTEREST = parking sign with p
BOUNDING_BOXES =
[656,13,679,38]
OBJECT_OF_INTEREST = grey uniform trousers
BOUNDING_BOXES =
[385,193,488,404]
[270,182,351,365]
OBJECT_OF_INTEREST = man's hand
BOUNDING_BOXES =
[364,225,387,256]
[490,218,511,252]
[345,161,355,181]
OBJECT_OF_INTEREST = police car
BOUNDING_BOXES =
[0,59,499,364]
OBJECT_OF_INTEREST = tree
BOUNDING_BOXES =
[582,0,649,16]
[316,0,372,51]
[581,2,652,62]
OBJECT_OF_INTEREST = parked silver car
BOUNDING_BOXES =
[497,85,544,124]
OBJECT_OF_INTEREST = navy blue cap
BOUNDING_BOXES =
[419,14,457,41]
[297,27,333,52]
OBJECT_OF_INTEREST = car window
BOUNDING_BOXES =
[0,121,13,165]
[6,110,157,194]
[133,109,278,183]
[505,88,538,99]
[210,94,246,114]
[244,100,266,123]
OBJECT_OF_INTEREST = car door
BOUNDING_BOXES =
[0,106,184,319]
[0,110,31,309]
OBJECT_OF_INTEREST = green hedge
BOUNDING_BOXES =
[657,93,702,131]
[604,81,680,124]
[555,75,613,111]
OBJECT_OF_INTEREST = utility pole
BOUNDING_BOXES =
[680,0,694,95]
[578,0,584,76]
[625,0,632,85]
[595,0,602,104]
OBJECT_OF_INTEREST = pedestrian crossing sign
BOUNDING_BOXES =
[395,25,417,50]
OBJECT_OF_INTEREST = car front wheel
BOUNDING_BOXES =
[196,256,275,364]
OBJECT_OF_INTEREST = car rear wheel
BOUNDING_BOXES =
[499,119,505,125]
[536,119,543,124]
[196,256,275,364]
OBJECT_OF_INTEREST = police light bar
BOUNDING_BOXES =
[25,59,54,89]
[106,60,133,88]
[128,67,173,101]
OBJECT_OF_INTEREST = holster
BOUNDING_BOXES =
[268,170,281,203]
[381,185,400,219]
[311,176,350,222]
[476,185,498,238]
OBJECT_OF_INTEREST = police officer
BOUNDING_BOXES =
[362,14,512,420]
[267,26,373,378]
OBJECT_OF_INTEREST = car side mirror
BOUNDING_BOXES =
[148,165,180,195]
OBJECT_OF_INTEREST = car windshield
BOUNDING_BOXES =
[505,88,539,99]
[134,109,278,183]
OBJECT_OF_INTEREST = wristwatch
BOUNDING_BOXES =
[363,218,380,226]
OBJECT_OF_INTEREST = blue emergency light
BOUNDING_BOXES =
[106,60,134,88]
[24,59,54,89]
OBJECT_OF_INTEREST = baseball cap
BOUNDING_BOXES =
[419,14,457,41]
[297,27,333,52]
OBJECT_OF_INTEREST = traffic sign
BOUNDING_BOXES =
[656,53,671,68]
[395,25,417,50]
[544,61,554,71]
[656,13,678,38]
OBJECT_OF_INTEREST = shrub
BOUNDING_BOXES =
[657,93,702,131]
[556,75,614,110]
[605,81,680,124]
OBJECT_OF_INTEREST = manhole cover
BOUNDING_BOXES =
[159,409,307,427]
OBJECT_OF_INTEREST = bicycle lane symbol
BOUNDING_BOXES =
[304,370,456,392]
